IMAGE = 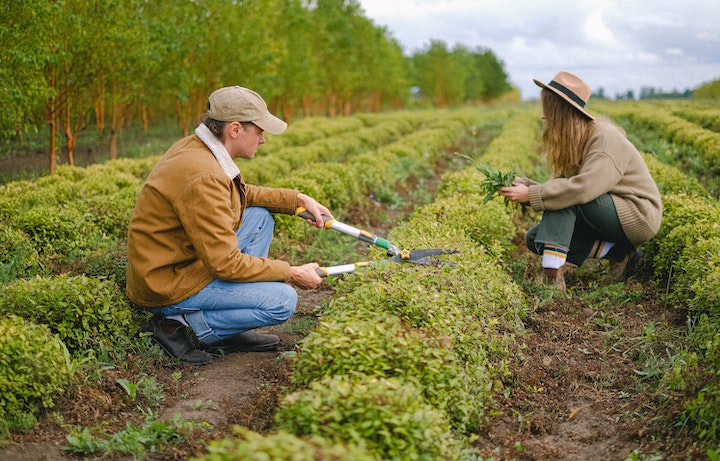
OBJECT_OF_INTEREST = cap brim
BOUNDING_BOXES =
[253,114,287,135]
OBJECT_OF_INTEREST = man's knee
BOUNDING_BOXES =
[266,284,297,324]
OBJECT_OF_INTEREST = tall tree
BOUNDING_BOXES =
[100,0,158,159]
[269,0,319,120]
[461,46,511,103]
[413,40,466,107]
[0,1,55,140]
[139,0,209,136]
[308,0,366,115]
[44,0,125,171]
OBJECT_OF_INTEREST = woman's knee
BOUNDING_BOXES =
[526,225,540,254]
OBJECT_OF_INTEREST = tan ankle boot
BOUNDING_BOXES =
[604,245,640,282]
[543,267,566,291]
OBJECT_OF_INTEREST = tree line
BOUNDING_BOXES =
[0,0,512,172]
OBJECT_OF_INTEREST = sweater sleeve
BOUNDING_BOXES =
[176,174,292,282]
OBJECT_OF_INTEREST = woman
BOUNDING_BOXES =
[499,71,662,290]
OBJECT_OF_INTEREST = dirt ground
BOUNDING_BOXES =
[2,257,707,461]
[0,285,331,461]
[0,151,707,460]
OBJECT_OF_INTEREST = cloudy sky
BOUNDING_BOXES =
[358,0,720,100]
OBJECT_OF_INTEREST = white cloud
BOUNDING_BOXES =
[359,0,720,99]
[583,8,619,48]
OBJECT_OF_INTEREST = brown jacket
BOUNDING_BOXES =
[126,135,299,308]
[527,118,662,248]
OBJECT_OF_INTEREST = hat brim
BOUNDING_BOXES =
[534,79,594,120]
[252,113,287,135]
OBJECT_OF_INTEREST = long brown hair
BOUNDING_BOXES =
[541,89,594,177]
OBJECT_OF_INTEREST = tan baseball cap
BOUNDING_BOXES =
[207,86,288,134]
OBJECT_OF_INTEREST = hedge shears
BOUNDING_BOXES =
[295,207,457,277]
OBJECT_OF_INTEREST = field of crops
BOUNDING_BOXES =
[1,100,719,460]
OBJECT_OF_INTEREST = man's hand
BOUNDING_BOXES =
[297,193,333,229]
[290,263,323,289]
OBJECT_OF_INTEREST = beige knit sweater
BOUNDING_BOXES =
[527,118,662,248]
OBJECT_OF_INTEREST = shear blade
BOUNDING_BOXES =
[391,248,458,263]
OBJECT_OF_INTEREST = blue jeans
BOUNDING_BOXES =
[151,207,297,344]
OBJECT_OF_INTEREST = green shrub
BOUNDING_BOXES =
[82,246,128,287]
[0,223,40,283]
[0,274,142,355]
[0,315,74,436]
[8,203,99,257]
[192,427,380,461]
[409,193,515,249]
[683,327,720,444]
[292,311,491,432]
[276,374,465,460]
[436,167,484,198]
[644,194,720,276]
[0,180,42,216]
[82,187,138,238]
[642,153,707,196]
[674,235,720,316]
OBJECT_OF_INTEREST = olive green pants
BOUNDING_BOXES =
[526,193,629,267]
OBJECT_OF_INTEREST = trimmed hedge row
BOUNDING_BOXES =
[244,110,442,184]
[0,107,503,443]
[602,119,720,444]
[0,315,73,437]
[268,108,503,247]
[596,101,720,175]
[246,110,534,459]
[672,106,720,133]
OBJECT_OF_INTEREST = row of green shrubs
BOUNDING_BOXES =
[595,100,720,175]
[196,102,720,458]
[435,103,720,450]
[672,106,720,133]
[462,102,720,447]
[595,102,720,445]
[588,102,720,444]
[0,106,508,443]
[194,109,538,459]
[640,189,720,443]
[436,104,720,449]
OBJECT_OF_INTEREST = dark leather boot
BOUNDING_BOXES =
[605,245,641,282]
[150,315,212,366]
[204,330,280,354]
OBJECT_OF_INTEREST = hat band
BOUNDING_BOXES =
[548,80,586,108]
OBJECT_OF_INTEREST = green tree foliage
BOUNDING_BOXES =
[413,40,467,107]
[413,41,510,106]
[694,79,720,99]
[0,0,512,171]
[0,1,55,138]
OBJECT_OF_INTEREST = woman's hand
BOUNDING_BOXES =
[499,179,530,203]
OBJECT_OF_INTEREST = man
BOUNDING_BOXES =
[126,86,331,365]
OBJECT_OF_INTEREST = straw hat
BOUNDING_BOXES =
[534,71,594,120]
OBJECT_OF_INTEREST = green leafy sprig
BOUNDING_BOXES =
[475,163,517,204]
